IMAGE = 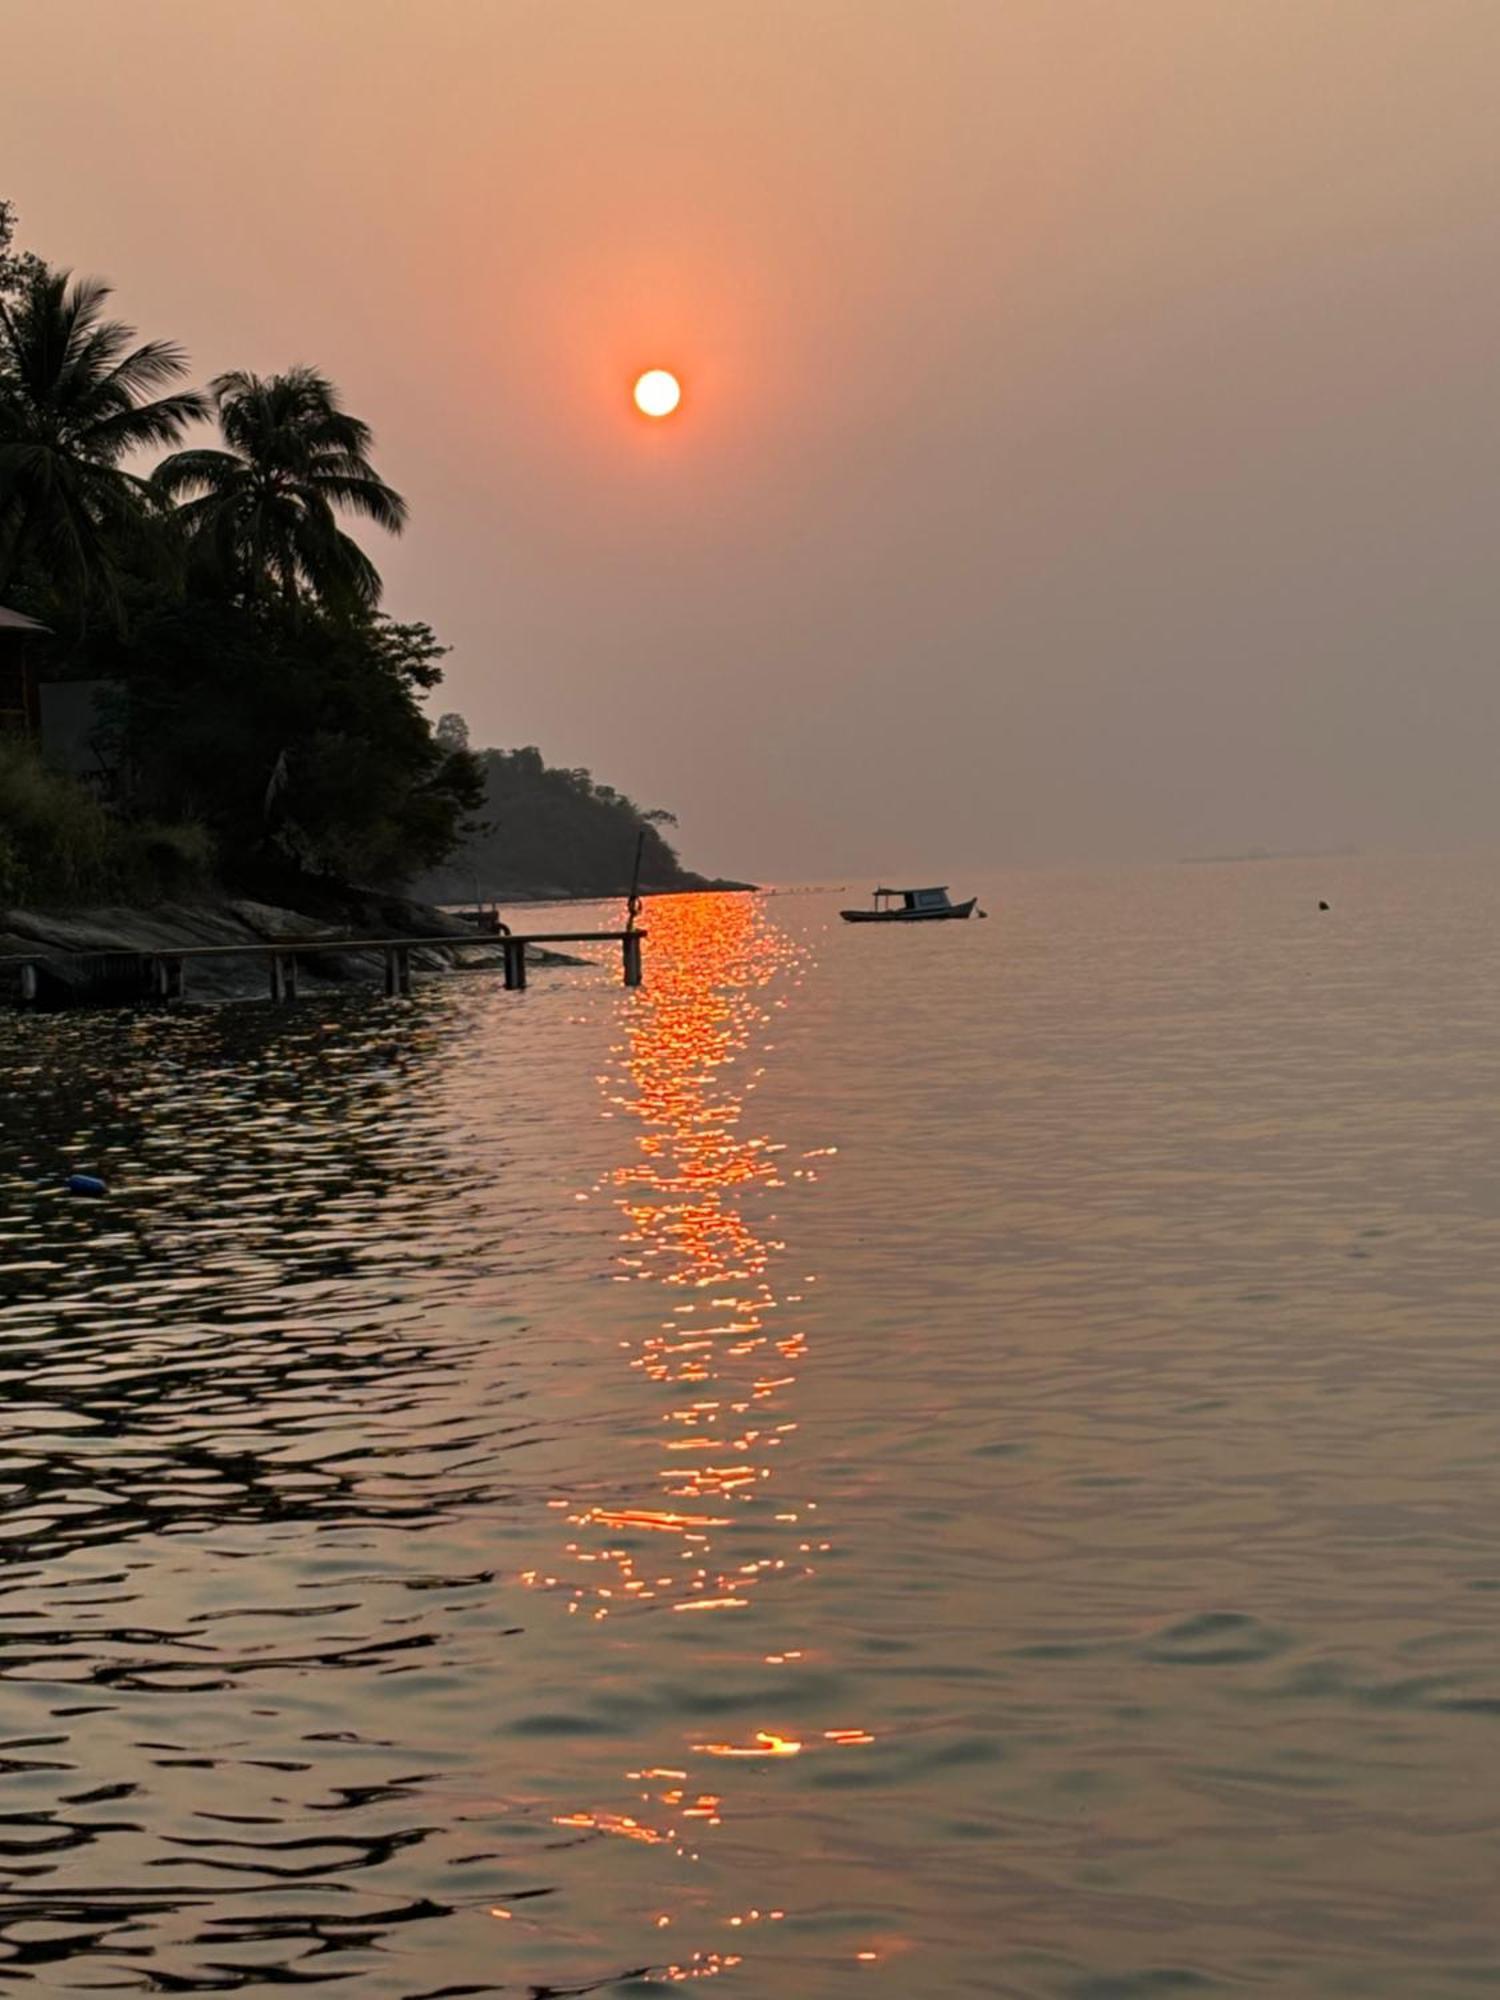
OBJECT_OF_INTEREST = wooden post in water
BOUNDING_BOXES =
[269,952,299,1003]
[383,946,412,998]
[151,955,185,1003]
[622,931,643,987]
[502,936,527,991]
[17,961,37,1007]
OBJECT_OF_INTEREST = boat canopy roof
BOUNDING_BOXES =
[875,885,949,898]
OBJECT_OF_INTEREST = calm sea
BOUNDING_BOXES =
[3,856,1500,1996]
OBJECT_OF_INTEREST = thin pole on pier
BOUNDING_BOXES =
[627,829,645,932]
[623,829,646,986]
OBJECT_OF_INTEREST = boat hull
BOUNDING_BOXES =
[841,898,977,923]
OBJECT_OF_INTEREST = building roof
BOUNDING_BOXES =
[0,605,50,634]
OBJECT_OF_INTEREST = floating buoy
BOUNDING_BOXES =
[65,1173,106,1197]
[1318,900,1330,911]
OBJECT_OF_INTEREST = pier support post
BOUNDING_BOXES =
[269,952,298,1003]
[622,931,643,987]
[151,956,185,1003]
[383,946,412,998]
[503,937,527,991]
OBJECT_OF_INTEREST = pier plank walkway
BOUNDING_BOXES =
[0,929,645,1007]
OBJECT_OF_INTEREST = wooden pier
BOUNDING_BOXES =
[1,928,645,1009]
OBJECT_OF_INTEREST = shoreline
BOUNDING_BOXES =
[433,876,757,907]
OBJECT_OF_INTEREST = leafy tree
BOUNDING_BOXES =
[152,366,405,614]
[108,596,481,890]
[0,263,205,608]
[368,616,447,689]
[0,200,44,300]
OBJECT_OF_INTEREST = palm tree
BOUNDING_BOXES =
[152,367,406,614]
[0,266,206,604]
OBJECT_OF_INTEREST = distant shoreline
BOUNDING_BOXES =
[1179,847,1358,866]
[449,876,758,906]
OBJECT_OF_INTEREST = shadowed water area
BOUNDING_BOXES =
[2,861,1500,1995]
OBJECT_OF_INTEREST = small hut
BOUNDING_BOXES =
[0,604,50,738]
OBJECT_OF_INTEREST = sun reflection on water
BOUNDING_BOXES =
[522,893,873,1977]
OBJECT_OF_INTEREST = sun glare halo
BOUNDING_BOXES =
[633,369,682,419]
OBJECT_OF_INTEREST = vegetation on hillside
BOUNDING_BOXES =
[416,727,704,901]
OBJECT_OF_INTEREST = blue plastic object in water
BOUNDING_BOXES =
[66,1173,106,1197]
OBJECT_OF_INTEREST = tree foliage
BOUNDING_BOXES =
[0,201,43,300]
[0,202,707,911]
[0,738,212,905]
[82,593,481,890]
[152,367,406,613]
[417,742,695,900]
[0,266,205,606]
[0,203,481,904]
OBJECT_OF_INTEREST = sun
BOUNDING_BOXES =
[633,369,682,419]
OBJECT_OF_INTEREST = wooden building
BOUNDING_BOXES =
[0,605,49,738]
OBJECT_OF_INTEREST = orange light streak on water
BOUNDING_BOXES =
[517,893,878,1977]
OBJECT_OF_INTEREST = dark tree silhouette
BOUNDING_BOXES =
[0,265,205,603]
[153,366,406,613]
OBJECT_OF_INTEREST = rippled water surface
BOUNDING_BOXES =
[4,859,1500,1995]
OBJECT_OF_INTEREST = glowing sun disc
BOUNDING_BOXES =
[634,369,682,418]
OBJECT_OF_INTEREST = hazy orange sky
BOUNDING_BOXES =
[6,0,1499,880]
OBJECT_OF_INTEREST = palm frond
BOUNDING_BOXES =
[308,470,407,533]
[87,388,209,458]
[174,363,405,610]
[100,335,196,401]
[0,263,209,615]
[151,448,245,499]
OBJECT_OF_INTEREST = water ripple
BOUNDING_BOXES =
[3,861,1500,1993]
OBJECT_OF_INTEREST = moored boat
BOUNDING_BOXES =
[841,885,979,923]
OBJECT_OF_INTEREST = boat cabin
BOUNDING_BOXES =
[873,886,956,913]
[841,882,978,923]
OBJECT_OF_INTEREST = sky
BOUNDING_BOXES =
[5,0,1499,882]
